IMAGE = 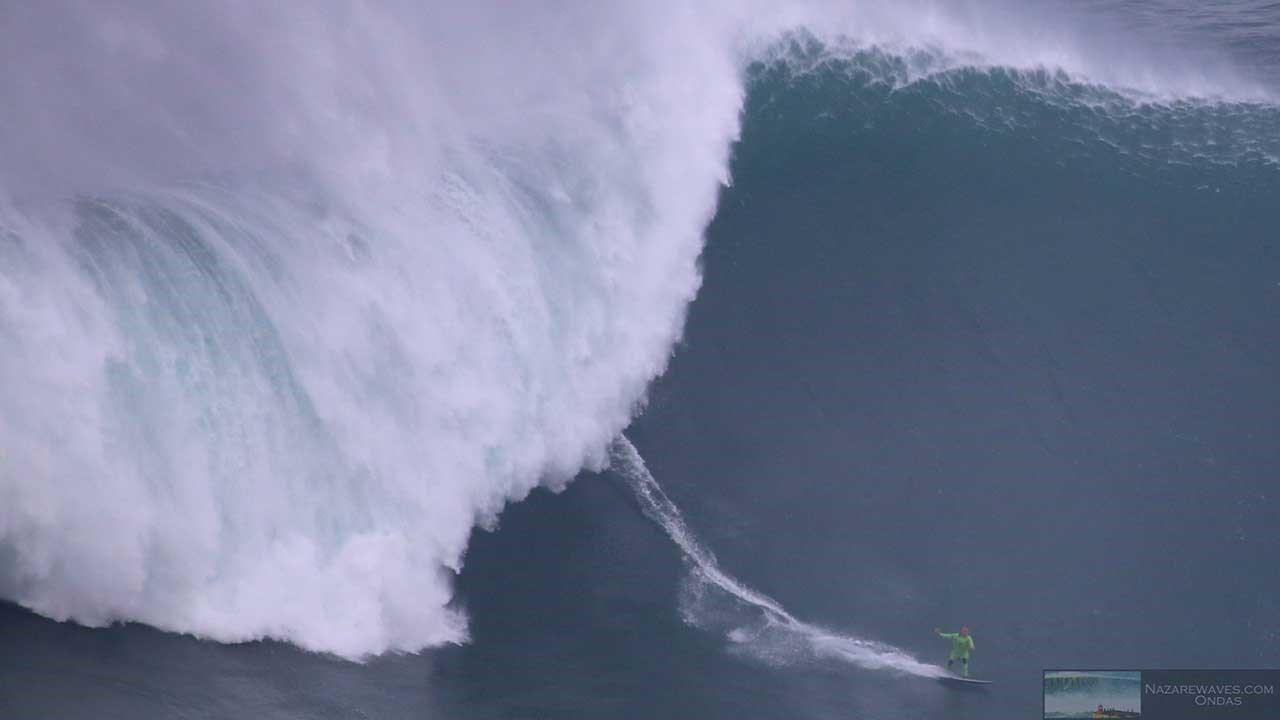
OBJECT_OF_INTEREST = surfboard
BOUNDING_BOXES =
[939,675,993,685]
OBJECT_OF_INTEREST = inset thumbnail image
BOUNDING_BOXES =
[1044,671,1141,718]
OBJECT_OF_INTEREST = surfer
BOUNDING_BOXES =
[934,626,975,677]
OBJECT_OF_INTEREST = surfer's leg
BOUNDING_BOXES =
[961,657,969,677]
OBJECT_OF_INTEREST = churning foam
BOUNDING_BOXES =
[0,1,742,658]
[610,437,944,677]
[0,1,1265,659]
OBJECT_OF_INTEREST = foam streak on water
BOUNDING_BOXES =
[610,436,944,678]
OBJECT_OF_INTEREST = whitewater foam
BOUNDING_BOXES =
[0,1,742,658]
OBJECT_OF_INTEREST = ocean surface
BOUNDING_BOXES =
[2,2,1279,718]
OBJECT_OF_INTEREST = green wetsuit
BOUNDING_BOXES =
[940,632,975,659]
[938,631,975,676]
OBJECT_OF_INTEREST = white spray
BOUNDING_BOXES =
[610,437,944,677]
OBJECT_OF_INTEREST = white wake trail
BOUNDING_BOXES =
[609,436,944,677]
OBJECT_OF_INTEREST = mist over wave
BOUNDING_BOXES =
[1,0,1274,659]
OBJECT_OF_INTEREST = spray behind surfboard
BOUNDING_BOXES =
[610,436,944,677]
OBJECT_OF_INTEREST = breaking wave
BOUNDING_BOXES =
[0,0,1274,658]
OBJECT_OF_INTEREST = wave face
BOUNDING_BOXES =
[2,0,1278,662]
[625,23,1280,699]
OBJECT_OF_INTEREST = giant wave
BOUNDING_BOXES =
[1,0,1275,660]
